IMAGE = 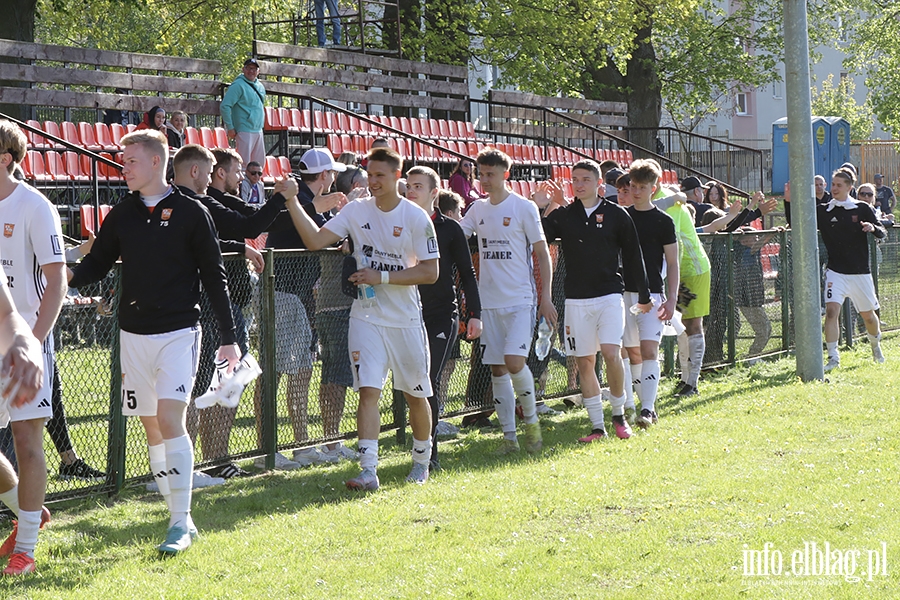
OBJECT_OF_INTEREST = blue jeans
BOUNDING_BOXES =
[315,0,342,46]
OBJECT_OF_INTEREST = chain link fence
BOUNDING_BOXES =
[35,229,900,501]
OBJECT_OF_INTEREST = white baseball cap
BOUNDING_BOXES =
[298,147,347,174]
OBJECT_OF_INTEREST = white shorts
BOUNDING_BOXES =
[120,326,201,417]
[563,296,625,357]
[0,337,54,428]
[481,305,535,365]
[274,291,313,373]
[824,269,879,312]
[622,292,666,347]
[347,318,432,397]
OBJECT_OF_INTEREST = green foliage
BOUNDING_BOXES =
[35,0,297,78]
[810,73,874,140]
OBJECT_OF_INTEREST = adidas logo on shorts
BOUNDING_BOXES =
[37,398,50,409]
[519,344,527,350]
[176,384,186,393]
[413,384,424,392]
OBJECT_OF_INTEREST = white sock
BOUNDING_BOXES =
[509,367,537,424]
[148,444,172,511]
[411,437,432,466]
[677,332,690,379]
[358,439,378,470]
[640,360,660,412]
[867,333,881,348]
[492,375,517,437]
[13,509,41,558]
[630,361,643,406]
[622,357,634,408]
[164,435,193,529]
[609,391,626,417]
[0,485,19,517]
[582,395,605,430]
[687,333,705,387]
[826,341,839,361]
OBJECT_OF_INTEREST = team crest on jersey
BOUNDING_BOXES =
[3,224,13,238]
[161,208,173,220]
[503,217,511,226]
[851,215,858,222]
[565,326,571,335]
[393,226,403,237]
[351,351,360,362]
[595,214,604,223]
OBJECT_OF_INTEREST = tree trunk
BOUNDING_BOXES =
[0,0,36,121]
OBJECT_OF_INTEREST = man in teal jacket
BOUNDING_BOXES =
[221,58,266,168]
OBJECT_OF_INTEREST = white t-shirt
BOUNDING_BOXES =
[460,191,545,309]
[0,182,64,329]
[324,197,439,328]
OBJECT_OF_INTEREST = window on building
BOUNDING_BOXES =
[773,79,783,99]
[736,92,749,115]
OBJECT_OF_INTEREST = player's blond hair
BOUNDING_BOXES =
[0,120,28,174]
[121,129,169,163]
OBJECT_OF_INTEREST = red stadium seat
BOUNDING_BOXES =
[447,120,459,140]
[408,118,421,137]
[277,108,295,133]
[63,152,90,182]
[126,124,137,134]
[340,134,353,157]
[77,122,102,151]
[462,121,476,139]
[25,120,50,149]
[41,122,65,149]
[185,127,201,146]
[278,156,292,177]
[292,109,310,132]
[336,112,350,133]
[428,119,442,139]
[43,151,71,181]
[214,127,230,149]
[394,138,409,160]
[324,112,338,134]
[347,114,360,135]
[264,107,284,131]
[23,151,52,182]
[326,133,343,156]
[313,110,326,133]
[109,123,127,148]
[98,152,122,181]
[93,123,120,151]
[80,205,112,237]
[437,120,451,139]
[418,118,432,139]
[200,127,217,149]
[263,156,281,183]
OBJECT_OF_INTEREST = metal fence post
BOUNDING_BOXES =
[105,267,125,496]
[661,335,675,376]
[260,249,278,469]
[870,235,879,297]
[726,233,736,364]
[780,229,792,351]
[842,298,854,348]
[392,388,406,445]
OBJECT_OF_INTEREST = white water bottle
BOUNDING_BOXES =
[534,317,552,360]
[357,255,378,309]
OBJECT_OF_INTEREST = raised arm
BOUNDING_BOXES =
[285,195,343,250]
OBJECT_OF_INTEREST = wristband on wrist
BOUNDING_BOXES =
[381,271,390,285]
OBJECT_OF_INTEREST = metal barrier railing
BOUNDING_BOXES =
[35,227,900,501]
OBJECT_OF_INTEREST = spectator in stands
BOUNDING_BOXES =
[166,110,187,149]
[335,165,368,202]
[337,151,358,167]
[137,106,167,133]
[370,137,389,149]
[221,58,266,168]
[240,161,266,205]
[448,159,486,209]
[873,174,895,216]
[69,129,242,555]
[264,147,346,469]
[406,167,482,470]
[858,182,894,227]
[704,181,727,210]
[603,167,625,203]
[0,121,62,574]
[314,0,343,47]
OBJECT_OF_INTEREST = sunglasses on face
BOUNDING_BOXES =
[858,192,874,197]
[247,170,262,176]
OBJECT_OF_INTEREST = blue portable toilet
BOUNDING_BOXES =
[824,117,851,174]
[771,116,840,194]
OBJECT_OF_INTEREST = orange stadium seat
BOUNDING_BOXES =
[185,127,201,146]
[80,205,112,237]
[336,112,350,133]
[43,151,70,181]
[93,123,120,151]
[63,152,90,182]
[264,107,284,131]
[23,151,51,182]
[278,156,291,177]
